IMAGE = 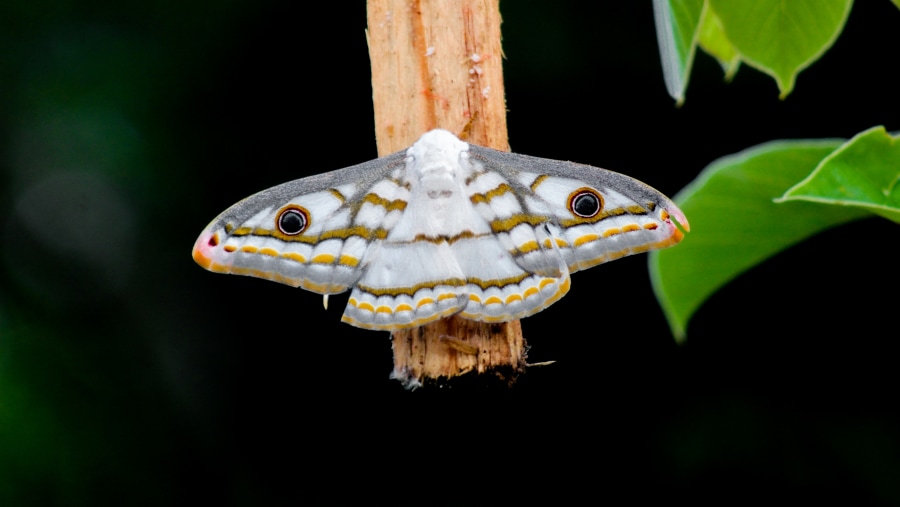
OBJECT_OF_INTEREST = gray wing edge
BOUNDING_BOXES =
[213,150,409,226]
[467,144,674,207]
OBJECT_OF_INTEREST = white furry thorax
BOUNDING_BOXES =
[405,129,471,181]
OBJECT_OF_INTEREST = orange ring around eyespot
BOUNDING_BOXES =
[275,205,311,235]
[567,187,604,218]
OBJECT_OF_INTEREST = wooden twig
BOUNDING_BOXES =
[366,0,525,387]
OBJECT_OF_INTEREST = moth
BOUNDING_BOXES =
[192,130,688,331]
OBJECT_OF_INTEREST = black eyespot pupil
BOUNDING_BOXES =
[279,210,306,234]
[573,193,600,217]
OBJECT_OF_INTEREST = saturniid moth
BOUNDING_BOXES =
[192,130,688,330]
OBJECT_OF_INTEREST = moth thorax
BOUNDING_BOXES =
[408,130,469,178]
[419,170,457,200]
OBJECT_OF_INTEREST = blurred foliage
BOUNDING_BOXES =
[649,139,868,340]
[652,128,900,339]
[654,0,853,100]
[780,127,900,223]
[650,1,899,341]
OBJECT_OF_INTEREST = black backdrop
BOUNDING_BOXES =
[2,1,899,504]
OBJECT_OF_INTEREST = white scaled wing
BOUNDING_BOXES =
[192,130,688,331]
[466,145,689,277]
[191,150,408,295]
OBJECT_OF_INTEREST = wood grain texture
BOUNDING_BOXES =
[368,0,509,153]
[366,0,524,387]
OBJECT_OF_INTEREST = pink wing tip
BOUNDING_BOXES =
[192,232,216,270]
[667,203,690,233]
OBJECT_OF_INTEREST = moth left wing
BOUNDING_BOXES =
[466,145,689,278]
[192,151,408,295]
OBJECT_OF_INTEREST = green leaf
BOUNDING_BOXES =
[780,126,900,223]
[893,0,900,11]
[708,0,853,98]
[649,139,869,341]
[697,6,740,81]
[653,0,705,105]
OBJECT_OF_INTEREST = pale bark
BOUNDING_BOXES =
[366,0,525,387]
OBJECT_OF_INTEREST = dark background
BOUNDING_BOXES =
[2,1,898,504]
